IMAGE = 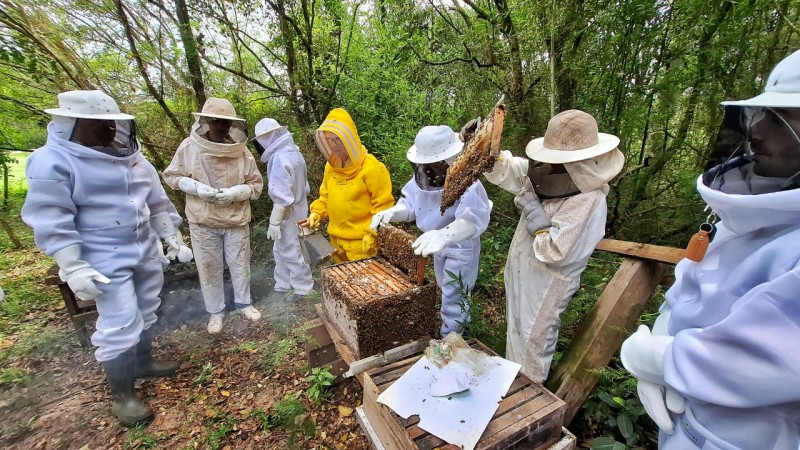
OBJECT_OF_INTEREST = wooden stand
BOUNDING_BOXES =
[306,305,572,450]
[361,340,567,450]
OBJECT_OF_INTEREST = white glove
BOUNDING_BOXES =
[165,231,194,263]
[150,212,180,252]
[53,245,110,301]
[636,305,686,435]
[178,177,218,201]
[620,325,673,385]
[267,205,286,241]
[637,380,683,434]
[214,185,252,205]
[370,204,409,231]
[412,219,476,257]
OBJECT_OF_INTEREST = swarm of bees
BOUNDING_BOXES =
[441,102,506,212]
[377,224,428,285]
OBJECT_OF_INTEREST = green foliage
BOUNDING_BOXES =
[305,367,335,406]
[124,423,159,450]
[0,367,26,386]
[204,410,236,450]
[258,337,296,374]
[266,393,306,428]
[581,365,653,448]
[193,362,214,386]
[254,393,315,446]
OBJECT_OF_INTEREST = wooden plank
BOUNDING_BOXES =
[596,238,685,265]
[315,303,364,384]
[476,393,563,450]
[357,405,388,450]
[550,428,577,450]
[308,342,339,368]
[305,320,333,349]
[362,373,417,450]
[546,258,668,425]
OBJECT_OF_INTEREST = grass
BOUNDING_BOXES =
[258,337,296,373]
[124,423,160,450]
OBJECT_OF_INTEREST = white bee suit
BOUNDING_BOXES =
[396,180,492,336]
[257,128,313,295]
[484,151,610,382]
[163,122,263,314]
[22,122,181,362]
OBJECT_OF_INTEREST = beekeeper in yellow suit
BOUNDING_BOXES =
[301,108,394,263]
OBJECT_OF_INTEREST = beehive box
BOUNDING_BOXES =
[321,225,439,359]
[361,340,568,450]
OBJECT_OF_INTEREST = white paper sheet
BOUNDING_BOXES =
[376,351,521,450]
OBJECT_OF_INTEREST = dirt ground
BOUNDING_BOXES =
[0,262,371,450]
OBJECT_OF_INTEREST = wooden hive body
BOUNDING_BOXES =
[321,225,439,359]
[361,340,568,450]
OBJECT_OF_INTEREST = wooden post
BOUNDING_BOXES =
[545,257,668,425]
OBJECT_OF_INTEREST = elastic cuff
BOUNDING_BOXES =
[234,302,252,310]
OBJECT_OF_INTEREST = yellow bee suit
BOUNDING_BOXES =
[310,108,394,262]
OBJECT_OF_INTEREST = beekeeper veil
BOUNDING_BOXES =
[525,110,624,197]
[45,90,139,157]
[406,125,464,191]
[191,97,246,142]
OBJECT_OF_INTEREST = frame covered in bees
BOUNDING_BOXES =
[321,225,439,359]
[440,101,506,212]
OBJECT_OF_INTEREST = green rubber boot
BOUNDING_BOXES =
[134,329,179,378]
[101,348,153,427]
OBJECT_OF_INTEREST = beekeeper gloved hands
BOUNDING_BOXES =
[634,307,686,435]
[621,324,673,385]
[267,205,286,241]
[165,231,194,263]
[215,185,252,205]
[370,204,409,231]
[151,212,181,252]
[459,117,481,142]
[53,244,110,301]
[300,212,321,230]
[412,219,476,257]
[178,177,218,202]
[514,179,551,236]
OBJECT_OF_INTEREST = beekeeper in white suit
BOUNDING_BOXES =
[21,90,192,426]
[621,49,800,450]
[163,98,263,334]
[252,118,314,298]
[482,110,624,383]
[371,125,492,337]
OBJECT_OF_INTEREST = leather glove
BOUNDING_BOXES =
[178,177,218,202]
[459,117,481,142]
[514,179,551,236]
[165,231,194,263]
[215,185,252,205]
[362,233,377,254]
[620,325,673,385]
[412,219,476,257]
[150,212,180,252]
[267,205,286,241]
[301,212,321,230]
[370,204,409,231]
[53,245,110,301]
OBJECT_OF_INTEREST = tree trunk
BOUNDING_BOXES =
[174,0,206,109]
